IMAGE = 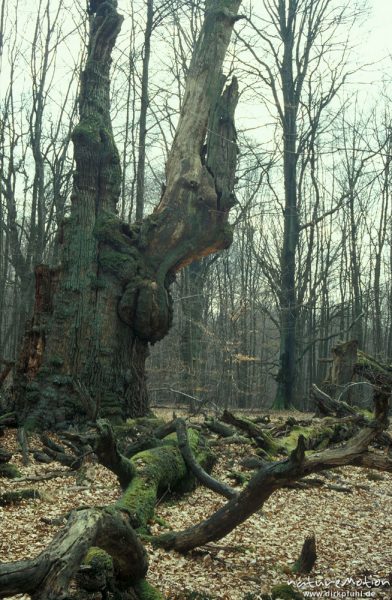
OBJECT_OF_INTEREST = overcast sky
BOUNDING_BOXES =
[366,0,392,60]
[354,0,392,91]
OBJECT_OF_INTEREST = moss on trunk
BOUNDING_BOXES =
[15,0,240,431]
[117,430,207,530]
[133,579,164,600]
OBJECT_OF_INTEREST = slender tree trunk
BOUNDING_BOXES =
[135,0,153,221]
[348,190,363,347]
[274,2,299,409]
[373,150,390,357]
[388,231,392,359]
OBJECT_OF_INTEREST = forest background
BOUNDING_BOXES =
[1,0,392,412]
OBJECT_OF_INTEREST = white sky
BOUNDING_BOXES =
[365,0,392,60]
[1,0,391,179]
[351,0,392,94]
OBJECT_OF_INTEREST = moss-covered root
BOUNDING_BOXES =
[262,584,304,599]
[116,429,204,530]
[134,579,164,600]
[0,463,22,478]
[95,419,136,489]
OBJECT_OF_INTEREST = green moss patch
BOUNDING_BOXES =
[84,546,114,572]
[133,579,164,600]
[116,429,201,529]
[0,463,22,479]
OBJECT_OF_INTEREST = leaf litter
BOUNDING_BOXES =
[1,411,392,599]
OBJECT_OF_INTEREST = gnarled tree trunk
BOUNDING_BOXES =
[14,0,241,429]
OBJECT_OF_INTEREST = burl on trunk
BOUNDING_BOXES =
[14,0,241,429]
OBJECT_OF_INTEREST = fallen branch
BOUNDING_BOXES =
[204,418,235,438]
[15,469,71,482]
[0,415,206,598]
[222,410,282,453]
[176,418,237,500]
[311,384,358,418]
[0,489,41,506]
[0,508,147,599]
[155,396,389,553]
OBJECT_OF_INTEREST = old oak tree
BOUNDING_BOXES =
[1,1,392,599]
[15,0,240,429]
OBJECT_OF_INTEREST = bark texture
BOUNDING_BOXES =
[0,507,148,599]
[14,0,241,428]
[1,398,391,596]
[321,341,392,408]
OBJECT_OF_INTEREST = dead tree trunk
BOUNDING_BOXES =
[0,507,149,600]
[291,534,317,574]
[320,341,392,410]
[323,340,358,402]
[14,0,241,429]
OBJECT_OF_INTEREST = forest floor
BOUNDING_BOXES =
[1,409,392,599]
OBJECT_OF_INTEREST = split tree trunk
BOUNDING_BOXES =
[14,0,241,429]
[321,340,392,407]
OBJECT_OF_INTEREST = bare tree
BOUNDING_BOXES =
[234,0,367,408]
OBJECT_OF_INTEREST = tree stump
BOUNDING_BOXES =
[292,534,317,574]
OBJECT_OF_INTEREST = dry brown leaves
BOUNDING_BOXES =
[1,413,392,599]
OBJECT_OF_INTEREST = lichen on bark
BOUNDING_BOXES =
[15,0,241,428]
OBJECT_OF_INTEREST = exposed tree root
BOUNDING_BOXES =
[154,396,389,553]
[176,418,237,499]
[1,394,390,597]
[40,433,83,470]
